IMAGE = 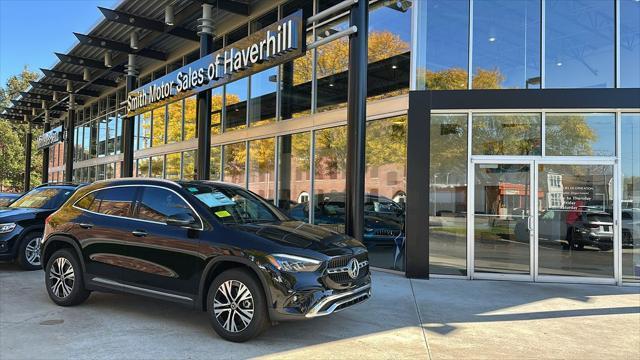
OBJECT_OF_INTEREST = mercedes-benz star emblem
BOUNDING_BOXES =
[347,258,360,279]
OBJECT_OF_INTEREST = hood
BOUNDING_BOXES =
[0,207,51,222]
[229,220,365,256]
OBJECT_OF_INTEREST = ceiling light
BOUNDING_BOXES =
[329,83,334,87]
[488,37,496,42]
[83,67,91,81]
[165,5,175,26]
[556,61,563,66]
[391,65,398,69]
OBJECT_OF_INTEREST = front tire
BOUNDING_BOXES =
[45,249,90,306]
[17,232,43,270]
[207,268,269,342]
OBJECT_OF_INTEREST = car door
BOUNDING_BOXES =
[120,185,202,297]
[73,186,140,281]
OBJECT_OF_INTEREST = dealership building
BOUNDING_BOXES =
[2,0,640,285]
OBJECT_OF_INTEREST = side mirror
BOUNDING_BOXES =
[166,212,197,227]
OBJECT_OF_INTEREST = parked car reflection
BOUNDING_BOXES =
[0,193,21,207]
[287,193,405,248]
[515,208,614,251]
[622,209,640,248]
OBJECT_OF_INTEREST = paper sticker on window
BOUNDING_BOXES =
[195,191,236,207]
[215,210,232,218]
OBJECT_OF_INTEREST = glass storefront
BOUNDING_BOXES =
[60,0,638,283]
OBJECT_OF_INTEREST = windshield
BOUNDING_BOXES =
[9,188,73,209]
[184,184,284,225]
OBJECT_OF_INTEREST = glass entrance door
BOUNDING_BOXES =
[472,162,534,279]
[536,163,615,281]
[469,160,617,283]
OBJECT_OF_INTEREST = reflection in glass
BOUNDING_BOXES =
[278,132,310,212]
[281,33,313,120]
[365,116,407,271]
[545,113,615,156]
[165,153,181,180]
[152,106,166,146]
[621,114,640,282]
[107,114,116,155]
[184,96,197,139]
[167,100,182,143]
[150,155,163,178]
[98,116,107,156]
[182,151,196,180]
[367,1,412,100]
[137,158,149,177]
[211,88,222,135]
[473,113,541,155]
[621,0,640,88]
[249,68,277,126]
[537,164,614,278]
[415,0,469,90]
[313,126,347,232]
[472,0,540,89]
[106,162,114,179]
[210,146,221,181]
[223,142,246,186]
[545,0,614,88]
[430,114,468,275]
[225,79,248,131]
[115,112,123,154]
[97,164,106,180]
[316,18,349,113]
[248,138,275,201]
[474,164,530,274]
[139,111,152,150]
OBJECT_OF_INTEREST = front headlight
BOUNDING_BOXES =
[266,254,322,272]
[0,223,16,233]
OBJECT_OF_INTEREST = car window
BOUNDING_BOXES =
[183,184,281,225]
[137,187,195,224]
[76,188,135,217]
[10,188,73,209]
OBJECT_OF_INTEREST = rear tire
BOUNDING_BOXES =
[17,232,43,270]
[45,249,90,306]
[206,268,269,342]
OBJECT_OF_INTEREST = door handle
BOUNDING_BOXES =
[131,230,147,237]
[79,223,93,229]
[527,216,534,232]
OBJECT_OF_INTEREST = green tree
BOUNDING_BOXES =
[0,66,43,191]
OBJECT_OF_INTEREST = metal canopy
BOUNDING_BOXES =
[74,33,167,61]
[4,0,259,123]
[41,69,118,88]
[98,7,198,41]
[29,81,100,98]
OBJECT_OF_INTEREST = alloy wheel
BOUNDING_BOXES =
[49,257,75,298]
[213,280,254,333]
[25,237,41,266]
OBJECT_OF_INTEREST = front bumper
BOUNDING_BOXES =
[305,283,372,318]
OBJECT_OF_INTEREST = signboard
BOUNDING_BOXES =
[37,126,63,150]
[126,10,304,116]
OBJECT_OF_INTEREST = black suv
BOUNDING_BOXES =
[0,183,81,270]
[42,179,371,342]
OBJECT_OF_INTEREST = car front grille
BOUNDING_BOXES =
[326,252,369,284]
[373,229,402,236]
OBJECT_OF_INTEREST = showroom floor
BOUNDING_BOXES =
[1,262,638,359]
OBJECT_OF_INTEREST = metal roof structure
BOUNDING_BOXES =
[1,0,252,125]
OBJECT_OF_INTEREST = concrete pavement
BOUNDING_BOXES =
[1,262,638,359]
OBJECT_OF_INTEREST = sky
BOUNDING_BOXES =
[0,0,119,86]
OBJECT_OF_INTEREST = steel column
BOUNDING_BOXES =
[121,55,138,178]
[23,121,33,191]
[196,4,214,180]
[42,115,51,183]
[344,0,367,240]
[64,107,75,182]
[405,91,430,278]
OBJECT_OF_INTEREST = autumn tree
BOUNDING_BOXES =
[0,66,42,191]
